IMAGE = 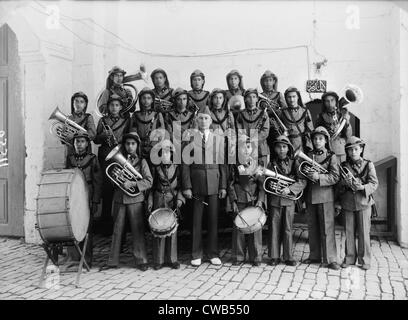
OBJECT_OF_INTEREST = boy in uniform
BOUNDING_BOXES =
[280,87,314,152]
[188,69,210,109]
[182,106,227,267]
[225,69,245,102]
[148,139,185,270]
[94,94,131,235]
[303,126,340,270]
[228,136,265,266]
[267,135,306,266]
[65,132,102,267]
[315,91,352,163]
[62,91,96,156]
[151,68,174,113]
[235,88,270,166]
[101,132,153,271]
[336,137,378,270]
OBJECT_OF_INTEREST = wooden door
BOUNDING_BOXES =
[0,24,25,237]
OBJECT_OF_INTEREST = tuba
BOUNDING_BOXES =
[49,107,87,147]
[105,145,143,197]
[258,166,303,201]
[294,149,328,183]
[332,84,364,141]
[258,93,289,137]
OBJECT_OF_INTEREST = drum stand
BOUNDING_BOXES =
[38,234,90,288]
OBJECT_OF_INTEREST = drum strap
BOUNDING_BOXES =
[159,164,178,208]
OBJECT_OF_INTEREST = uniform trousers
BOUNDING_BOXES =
[268,205,295,261]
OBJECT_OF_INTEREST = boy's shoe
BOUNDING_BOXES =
[252,261,260,267]
[210,258,222,266]
[232,260,243,266]
[191,258,201,267]
[170,262,180,269]
[360,264,370,270]
[153,264,162,270]
[341,262,351,268]
[269,259,280,266]
[98,264,118,272]
[302,258,321,264]
[285,260,297,266]
[137,263,149,272]
[328,262,340,270]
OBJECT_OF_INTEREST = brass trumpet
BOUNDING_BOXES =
[339,165,358,184]
[105,145,143,197]
[101,121,118,148]
[49,107,87,147]
[261,166,303,201]
[258,93,289,136]
[154,97,174,113]
[294,149,328,183]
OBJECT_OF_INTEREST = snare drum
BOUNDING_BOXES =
[149,208,178,238]
[36,169,90,244]
[234,206,266,234]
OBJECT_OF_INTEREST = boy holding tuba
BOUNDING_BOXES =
[101,132,153,271]
[267,135,306,266]
[302,126,340,270]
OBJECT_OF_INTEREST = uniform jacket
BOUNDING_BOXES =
[278,106,314,151]
[112,155,153,204]
[266,157,307,207]
[236,107,270,157]
[153,87,174,113]
[227,158,265,205]
[66,152,102,204]
[336,159,378,211]
[225,88,245,102]
[131,108,165,158]
[261,91,287,110]
[148,163,186,209]
[182,131,228,195]
[315,112,352,157]
[304,148,340,204]
[188,90,210,110]
[94,115,131,165]
[165,108,197,143]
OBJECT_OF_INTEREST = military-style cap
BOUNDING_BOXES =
[272,135,294,155]
[284,86,304,107]
[158,139,175,152]
[226,69,243,80]
[73,131,90,141]
[345,136,366,149]
[108,66,126,76]
[321,91,339,102]
[172,87,189,100]
[107,93,124,105]
[244,88,258,99]
[311,126,330,140]
[260,70,278,91]
[122,131,141,144]
[238,134,251,145]
[138,87,156,100]
[190,69,205,80]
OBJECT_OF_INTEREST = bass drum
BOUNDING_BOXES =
[36,169,90,244]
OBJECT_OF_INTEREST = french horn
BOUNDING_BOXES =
[49,107,87,147]
[105,145,143,197]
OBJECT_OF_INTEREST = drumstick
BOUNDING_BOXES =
[236,212,251,228]
[192,195,208,206]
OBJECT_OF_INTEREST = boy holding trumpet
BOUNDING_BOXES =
[335,137,378,270]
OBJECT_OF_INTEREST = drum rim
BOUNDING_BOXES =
[234,206,266,234]
[149,207,178,236]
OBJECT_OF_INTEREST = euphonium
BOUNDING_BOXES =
[258,93,289,136]
[261,166,303,201]
[294,149,328,183]
[49,107,87,146]
[105,145,143,197]
[332,84,364,141]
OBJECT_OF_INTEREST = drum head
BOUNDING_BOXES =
[68,169,90,242]
[149,208,177,234]
[234,206,266,230]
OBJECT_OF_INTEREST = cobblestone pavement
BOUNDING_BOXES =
[1,225,408,300]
